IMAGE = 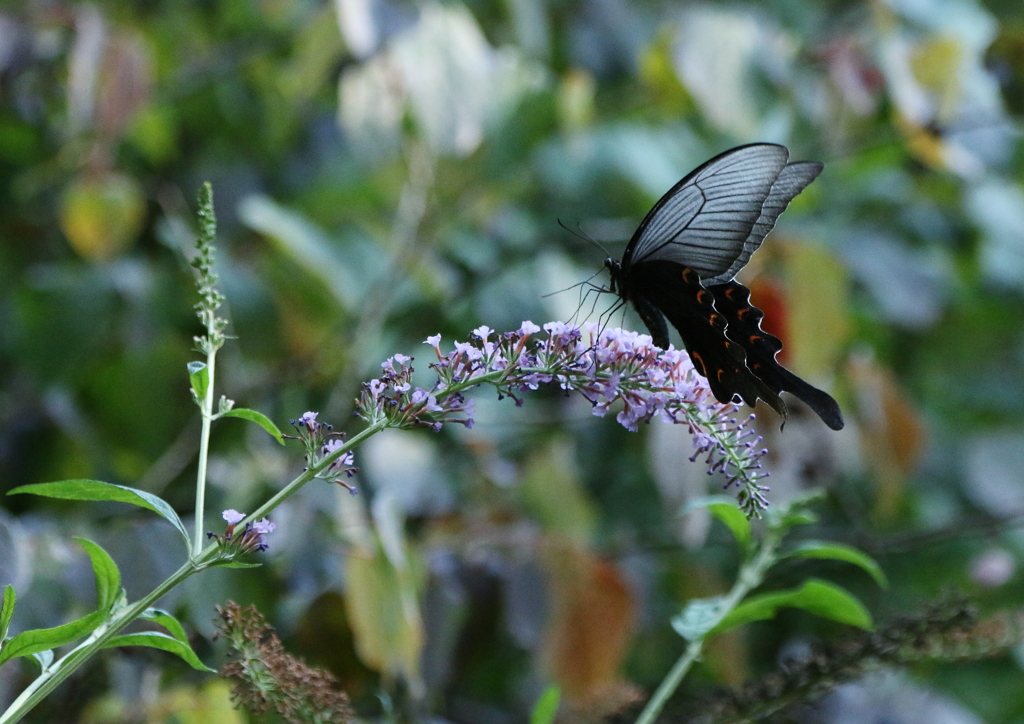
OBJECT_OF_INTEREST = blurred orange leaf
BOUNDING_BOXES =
[847,353,926,520]
[540,539,635,701]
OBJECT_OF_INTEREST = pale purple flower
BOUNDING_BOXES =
[208,512,276,554]
[222,509,246,525]
[238,518,276,552]
[318,437,358,489]
[355,321,771,515]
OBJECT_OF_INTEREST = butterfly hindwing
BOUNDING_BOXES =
[709,282,845,430]
[630,260,786,417]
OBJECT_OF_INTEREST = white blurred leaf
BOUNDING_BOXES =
[649,421,711,549]
[335,0,378,59]
[339,2,546,158]
[338,53,405,158]
[968,178,1024,290]
[963,431,1024,515]
[876,0,1009,175]
[673,8,795,140]
[839,232,951,328]
[361,429,452,516]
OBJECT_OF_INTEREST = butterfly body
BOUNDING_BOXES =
[607,144,844,430]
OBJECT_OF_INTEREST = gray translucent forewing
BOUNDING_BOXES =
[628,145,789,278]
[704,161,823,286]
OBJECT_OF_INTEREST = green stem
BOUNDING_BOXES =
[192,346,216,557]
[0,556,207,724]
[634,530,783,724]
[244,419,389,526]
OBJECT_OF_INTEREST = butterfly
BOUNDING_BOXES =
[604,143,845,430]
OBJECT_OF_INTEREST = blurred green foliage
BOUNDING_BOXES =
[3,0,1024,722]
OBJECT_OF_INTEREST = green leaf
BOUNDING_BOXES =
[671,595,729,641]
[787,541,889,588]
[766,491,825,533]
[530,686,561,724]
[1,585,15,642]
[139,609,189,645]
[75,539,122,610]
[712,579,873,635]
[0,609,108,667]
[188,361,209,402]
[685,496,751,548]
[220,408,285,444]
[103,632,214,672]
[8,481,190,549]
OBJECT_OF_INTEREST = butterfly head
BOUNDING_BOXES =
[604,257,623,295]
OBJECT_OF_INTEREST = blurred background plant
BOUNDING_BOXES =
[1,0,1024,721]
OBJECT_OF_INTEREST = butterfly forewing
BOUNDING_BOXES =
[626,144,790,279]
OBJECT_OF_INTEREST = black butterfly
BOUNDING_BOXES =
[605,143,844,430]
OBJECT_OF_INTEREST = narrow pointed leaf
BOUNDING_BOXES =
[140,609,190,644]
[786,541,889,588]
[103,632,214,672]
[0,609,107,667]
[685,496,751,548]
[75,538,122,610]
[1,586,15,642]
[220,408,284,444]
[530,686,561,724]
[712,579,873,635]
[187,361,209,402]
[8,481,190,548]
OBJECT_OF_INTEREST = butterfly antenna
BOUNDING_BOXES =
[557,218,612,258]
[541,267,603,299]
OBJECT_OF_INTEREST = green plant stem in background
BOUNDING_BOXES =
[635,520,784,724]
[193,348,216,557]
[189,183,227,557]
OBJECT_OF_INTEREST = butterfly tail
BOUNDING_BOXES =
[745,359,844,430]
[710,282,845,431]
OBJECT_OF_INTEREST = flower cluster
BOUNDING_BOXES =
[355,352,475,431]
[356,322,770,515]
[208,509,277,554]
[288,412,359,494]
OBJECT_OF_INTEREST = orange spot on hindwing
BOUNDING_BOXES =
[691,352,707,375]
